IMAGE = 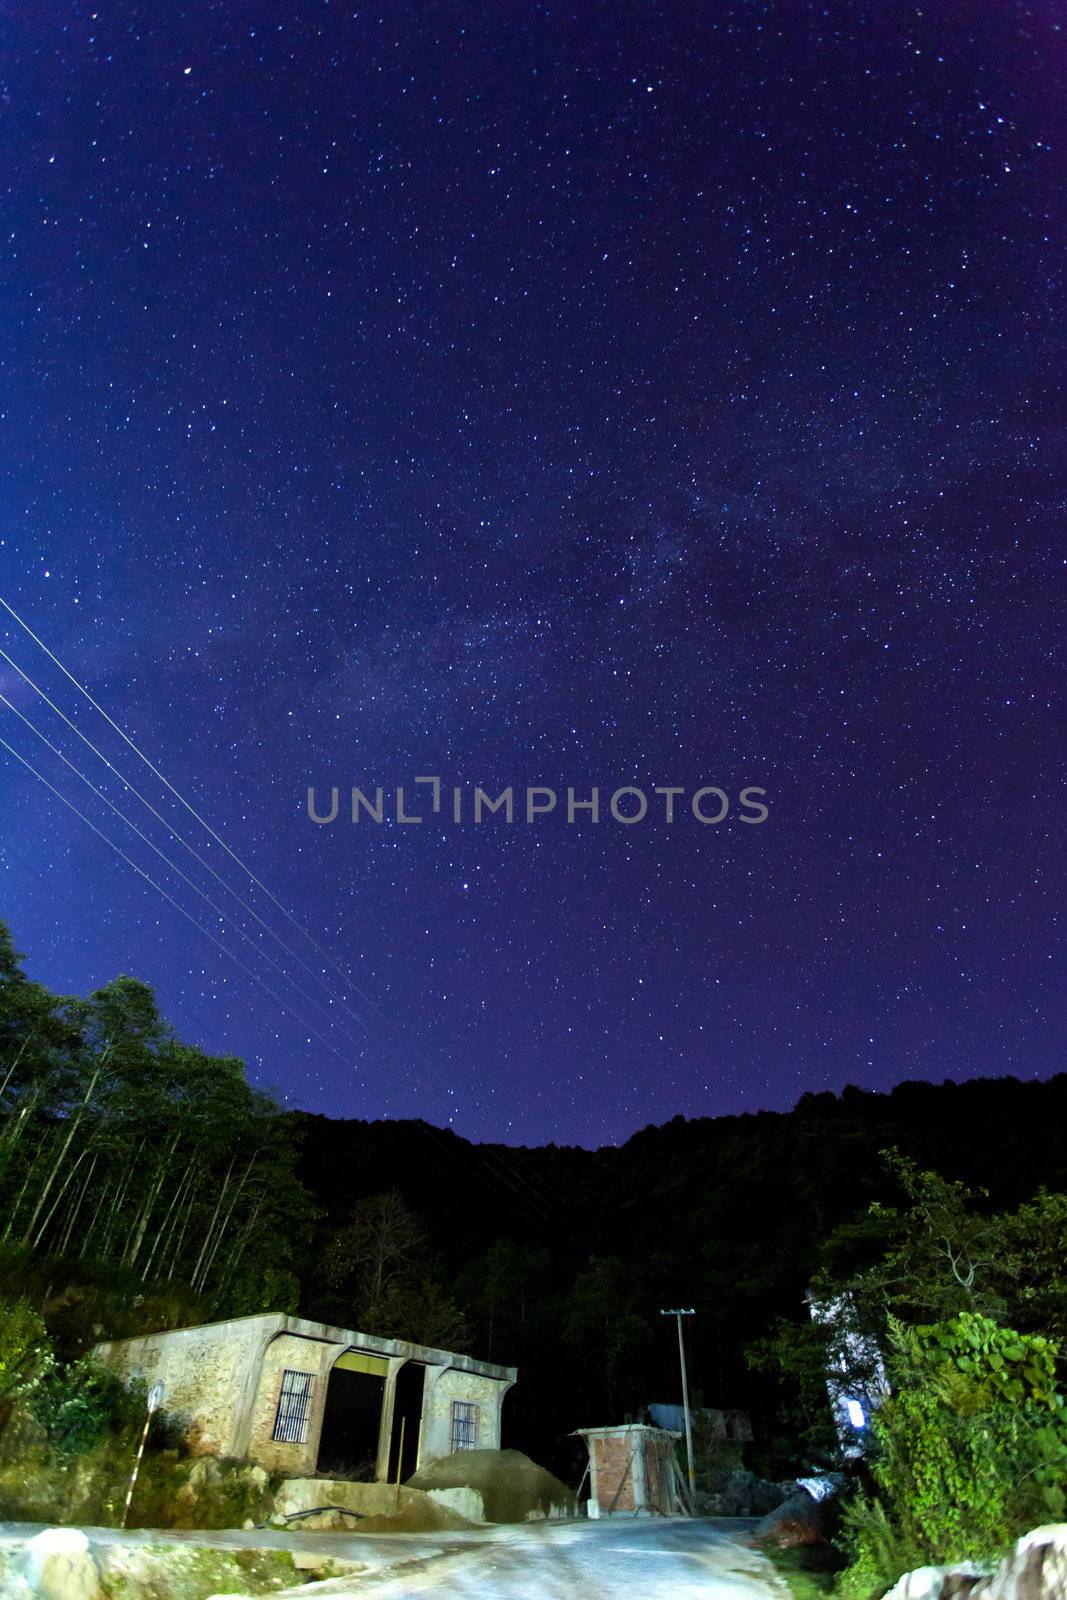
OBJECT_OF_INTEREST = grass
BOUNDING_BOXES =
[765,1541,842,1600]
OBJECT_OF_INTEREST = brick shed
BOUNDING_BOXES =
[95,1312,515,1483]
[575,1424,687,1517]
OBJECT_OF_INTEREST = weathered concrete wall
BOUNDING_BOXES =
[420,1366,510,1463]
[94,1318,271,1457]
[244,1333,339,1477]
[95,1314,516,1483]
[273,1477,484,1524]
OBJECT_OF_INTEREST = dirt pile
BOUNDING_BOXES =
[408,1449,577,1524]
[355,1498,475,1534]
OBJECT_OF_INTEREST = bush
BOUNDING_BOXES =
[839,1314,1067,1598]
[0,1297,54,1412]
[34,1356,146,1458]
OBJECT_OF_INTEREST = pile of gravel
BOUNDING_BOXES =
[407,1449,577,1524]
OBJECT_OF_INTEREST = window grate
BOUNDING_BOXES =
[272,1369,314,1444]
[451,1400,479,1452]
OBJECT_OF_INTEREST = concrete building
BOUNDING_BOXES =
[575,1424,687,1517]
[95,1312,516,1482]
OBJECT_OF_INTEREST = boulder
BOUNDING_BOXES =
[754,1488,827,1548]
[882,1525,1067,1600]
[972,1524,1067,1600]
[17,1529,102,1600]
[882,1565,987,1600]
[708,1468,792,1517]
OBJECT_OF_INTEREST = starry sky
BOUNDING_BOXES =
[0,1,1064,1147]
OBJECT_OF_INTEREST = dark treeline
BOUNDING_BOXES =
[2,915,1065,1482]
[295,1072,1067,1477]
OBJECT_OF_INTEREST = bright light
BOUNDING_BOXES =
[845,1398,866,1429]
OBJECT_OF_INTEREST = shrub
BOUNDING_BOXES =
[838,1314,1067,1598]
[0,1297,54,1412]
[0,1305,53,1408]
[34,1356,146,1459]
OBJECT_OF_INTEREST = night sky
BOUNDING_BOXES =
[1,2,1063,1147]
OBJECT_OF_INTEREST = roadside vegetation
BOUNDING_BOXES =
[750,1156,1067,1596]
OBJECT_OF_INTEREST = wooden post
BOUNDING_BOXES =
[395,1415,406,1509]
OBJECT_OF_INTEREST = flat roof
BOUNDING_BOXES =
[95,1310,517,1384]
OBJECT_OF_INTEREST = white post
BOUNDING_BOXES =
[121,1380,164,1530]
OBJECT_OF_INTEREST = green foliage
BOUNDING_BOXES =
[0,1297,53,1405]
[361,1277,472,1352]
[913,1311,1060,1410]
[564,1256,653,1421]
[0,916,316,1339]
[838,1314,1067,1598]
[129,1453,279,1530]
[0,1434,277,1531]
[33,1356,145,1459]
[765,1541,842,1600]
[746,1311,854,1461]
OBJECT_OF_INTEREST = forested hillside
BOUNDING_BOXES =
[294,1072,1067,1475]
[2,914,1065,1484]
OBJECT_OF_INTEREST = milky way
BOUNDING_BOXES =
[0,3,1063,1145]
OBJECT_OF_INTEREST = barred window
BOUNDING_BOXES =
[272,1369,314,1444]
[451,1400,479,1452]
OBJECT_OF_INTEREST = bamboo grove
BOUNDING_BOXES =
[0,920,312,1317]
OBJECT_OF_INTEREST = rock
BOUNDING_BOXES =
[427,1486,485,1523]
[19,1529,102,1600]
[754,1488,826,1548]
[883,1526,1067,1600]
[971,1524,1067,1600]
[711,1469,792,1518]
[882,1565,987,1600]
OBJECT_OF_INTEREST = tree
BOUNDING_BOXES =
[318,1191,427,1322]
[0,916,316,1335]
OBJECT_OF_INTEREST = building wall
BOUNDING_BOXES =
[94,1318,270,1457]
[244,1332,339,1477]
[421,1365,510,1463]
[593,1433,637,1512]
[580,1425,683,1516]
[95,1314,516,1482]
[640,1432,676,1514]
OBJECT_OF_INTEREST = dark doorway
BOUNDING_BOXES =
[317,1358,386,1478]
[387,1361,425,1483]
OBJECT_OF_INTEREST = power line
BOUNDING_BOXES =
[0,688,370,1060]
[0,733,361,1076]
[0,642,377,1039]
[0,593,354,988]
[0,604,561,1214]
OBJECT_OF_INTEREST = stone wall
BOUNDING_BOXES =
[95,1314,516,1483]
[420,1366,510,1463]
[244,1332,340,1477]
[94,1318,269,1457]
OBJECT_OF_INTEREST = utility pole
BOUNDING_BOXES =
[660,1308,696,1507]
